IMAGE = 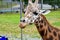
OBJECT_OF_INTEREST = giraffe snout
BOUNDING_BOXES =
[19,22,27,29]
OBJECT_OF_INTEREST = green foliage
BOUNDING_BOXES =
[12,0,14,1]
[24,0,28,4]
[12,0,20,1]
[17,0,20,1]
[0,0,2,1]
[44,0,60,5]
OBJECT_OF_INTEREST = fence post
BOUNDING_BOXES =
[41,0,43,9]
[20,0,23,40]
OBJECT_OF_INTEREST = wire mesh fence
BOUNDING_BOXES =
[0,0,20,13]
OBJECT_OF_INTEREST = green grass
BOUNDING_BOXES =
[0,11,60,38]
[0,12,20,37]
[46,11,60,27]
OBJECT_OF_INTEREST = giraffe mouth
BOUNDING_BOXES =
[19,22,28,29]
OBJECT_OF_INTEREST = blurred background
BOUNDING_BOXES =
[0,0,60,13]
[0,0,60,40]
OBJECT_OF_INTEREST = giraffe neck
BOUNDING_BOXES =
[34,14,60,40]
[34,14,53,38]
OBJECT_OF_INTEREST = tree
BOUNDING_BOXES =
[17,0,20,1]
[24,0,28,5]
[12,0,20,1]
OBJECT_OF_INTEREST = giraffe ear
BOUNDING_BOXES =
[34,0,38,4]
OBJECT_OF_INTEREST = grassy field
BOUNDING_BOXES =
[0,11,60,38]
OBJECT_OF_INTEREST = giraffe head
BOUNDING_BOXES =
[23,0,40,13]
[19,0,40,28]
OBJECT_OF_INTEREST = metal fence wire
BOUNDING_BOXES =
[0,0,19,13]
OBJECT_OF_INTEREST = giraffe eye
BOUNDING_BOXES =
[33,11,38,15]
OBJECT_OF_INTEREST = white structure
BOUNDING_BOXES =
[39,4,58,9]
[39,4,52,9]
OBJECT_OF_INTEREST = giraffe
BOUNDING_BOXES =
[19,0,60,40]
[34,14,60,40]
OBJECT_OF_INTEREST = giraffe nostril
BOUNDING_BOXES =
[23,20,25,22]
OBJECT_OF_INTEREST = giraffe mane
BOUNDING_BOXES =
[40,14,60,31]
[40,14,50,24]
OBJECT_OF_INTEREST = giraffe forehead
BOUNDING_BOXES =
[27,4,39,12]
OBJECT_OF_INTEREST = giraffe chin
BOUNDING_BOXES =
[19,22,27,29]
